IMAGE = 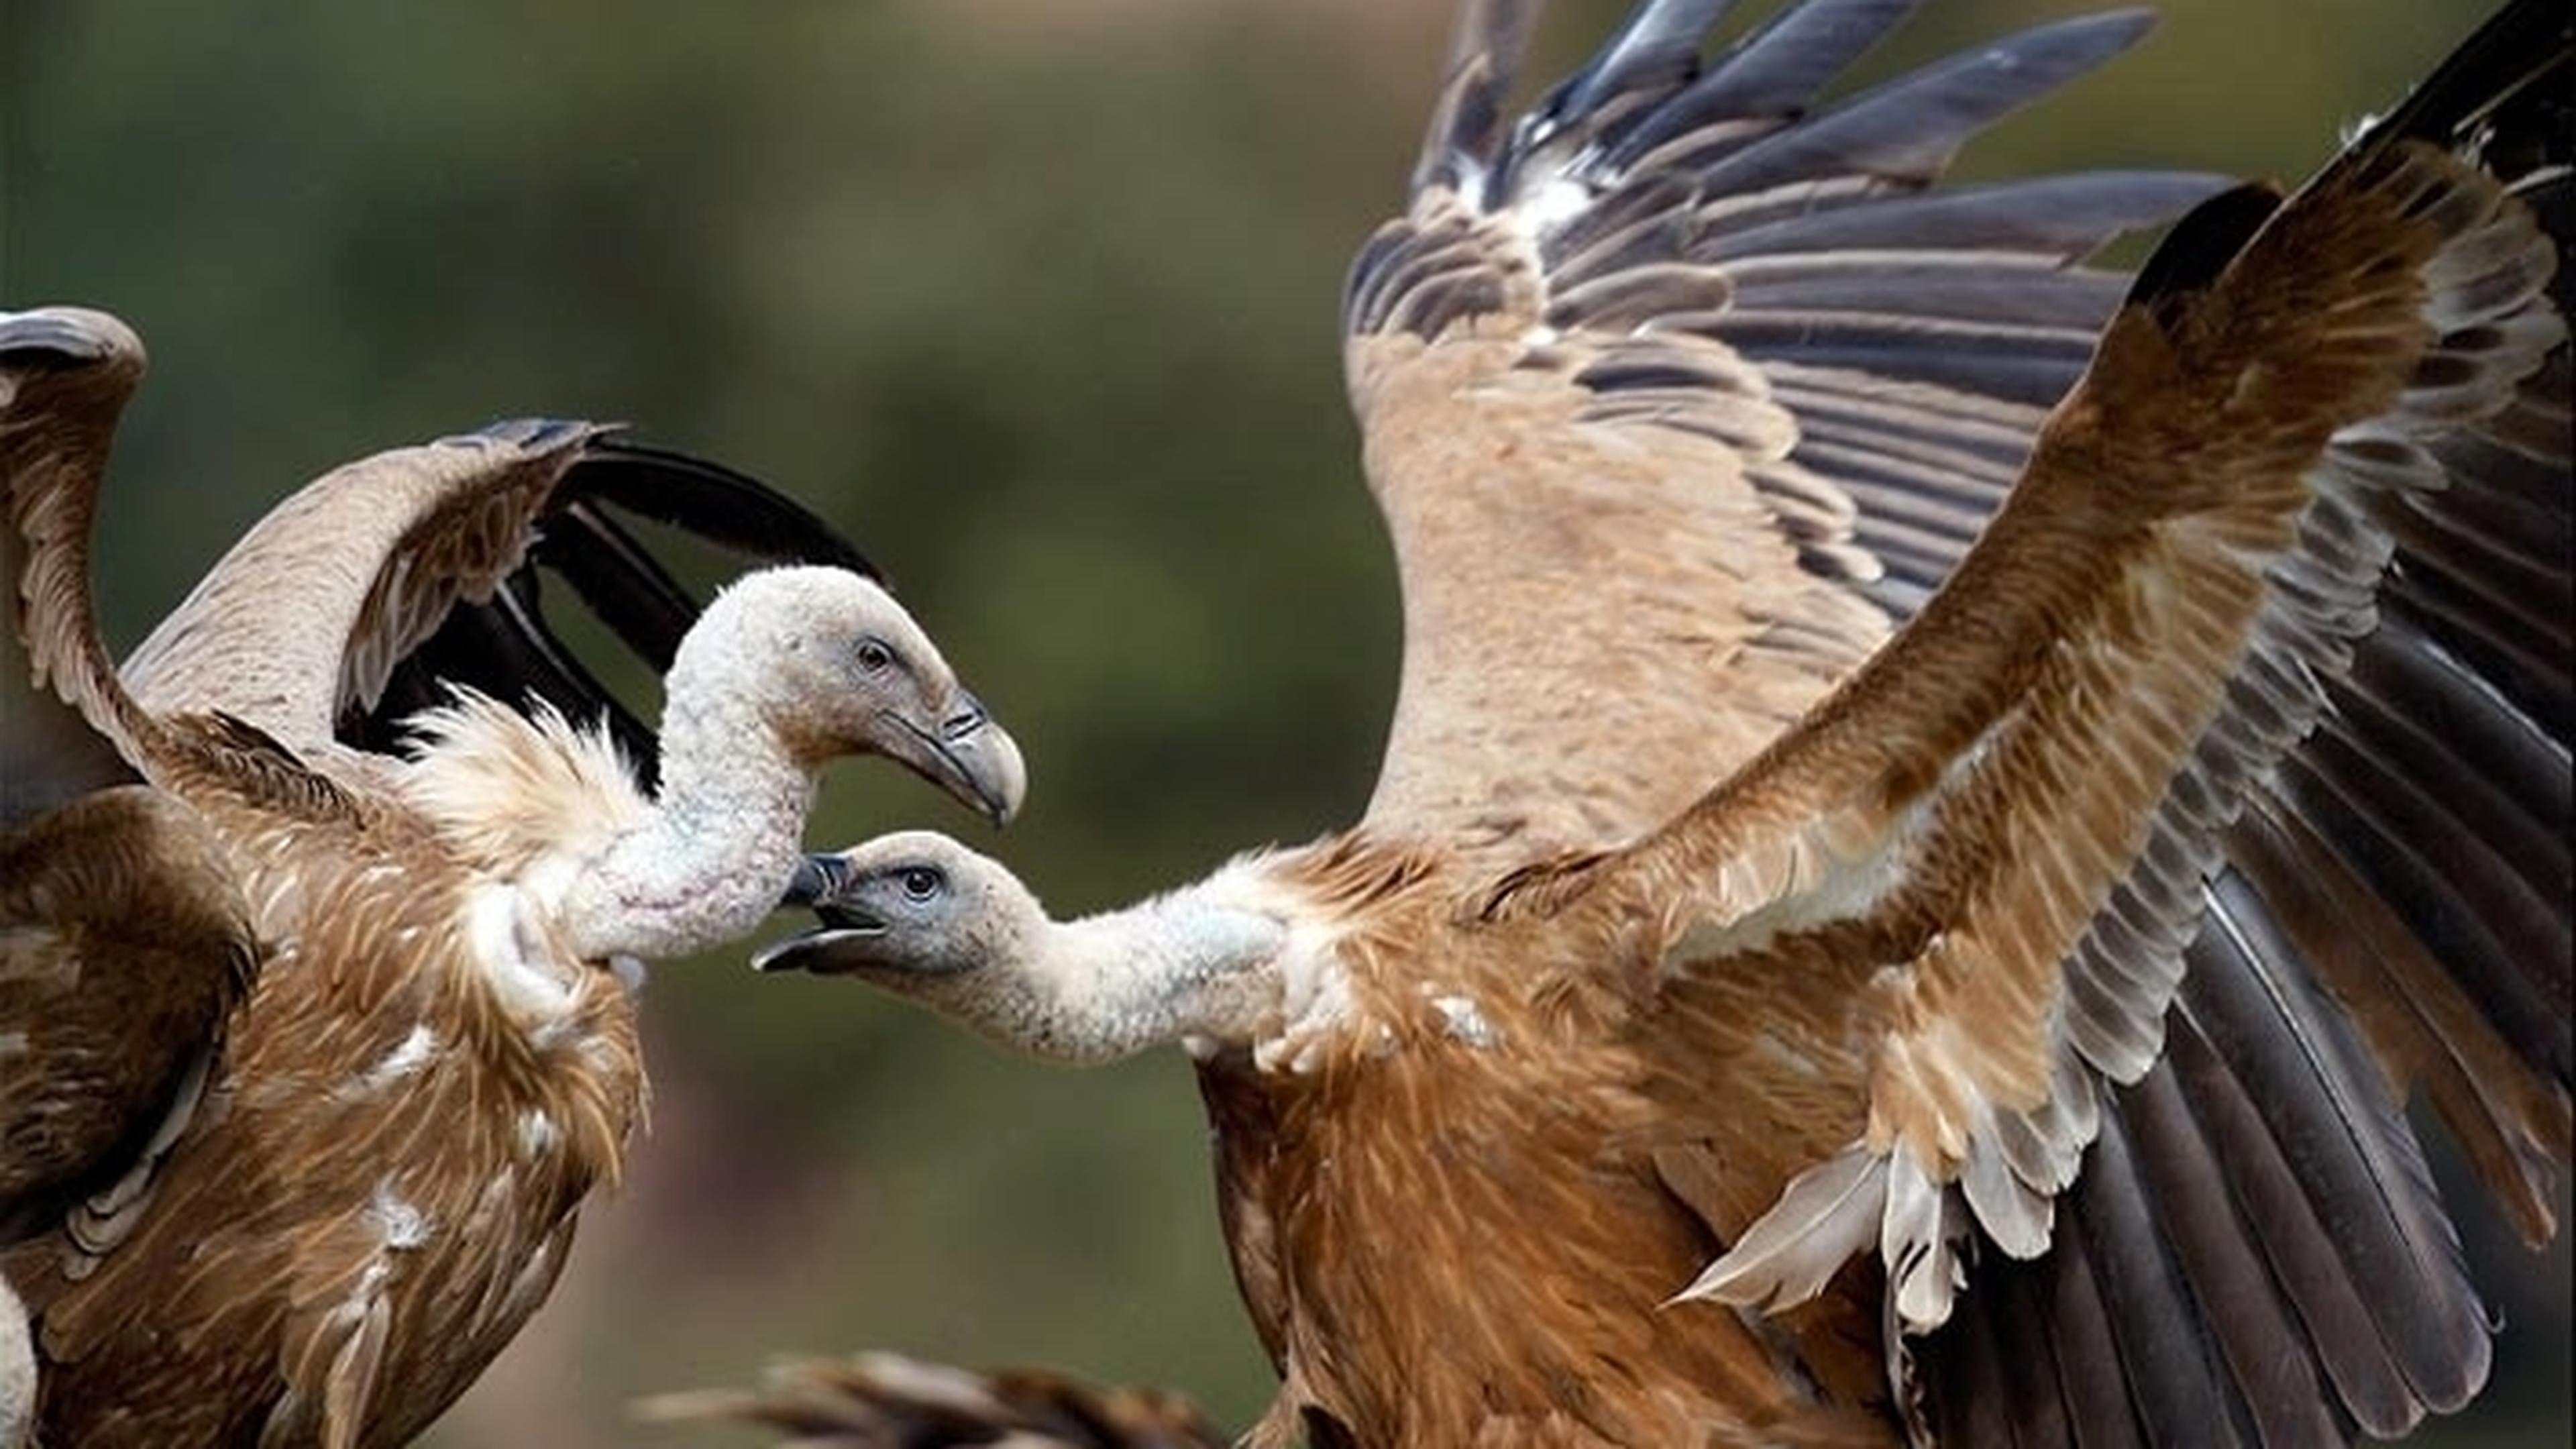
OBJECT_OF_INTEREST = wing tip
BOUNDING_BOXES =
[1409,0,1544,200]
[2361,0,2574,156]
[564,438,883,582]
[447,417,616,453]
[0,307,145,371]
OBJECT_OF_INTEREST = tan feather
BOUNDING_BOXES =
[395,691,652,879]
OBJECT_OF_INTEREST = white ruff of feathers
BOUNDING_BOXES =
[398,592,825,968]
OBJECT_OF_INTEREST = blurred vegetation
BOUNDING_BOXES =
[1,0,2564,1444]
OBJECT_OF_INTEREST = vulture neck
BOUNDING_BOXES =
[560,639,814,965]
[974,889,1291,1065]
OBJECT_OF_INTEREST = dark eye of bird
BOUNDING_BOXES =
[855,639,894,673]
[898,867,945,902]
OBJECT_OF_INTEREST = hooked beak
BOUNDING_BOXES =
[780,853,845,910]
[757,853,885,975]
[881,692,1026,827]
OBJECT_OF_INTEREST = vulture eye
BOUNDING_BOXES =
[898,866,946,902]
[855,638,895,674]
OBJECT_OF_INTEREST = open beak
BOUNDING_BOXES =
[882,692,1025,827]
[757,853,885,975]
[751,930,866,975]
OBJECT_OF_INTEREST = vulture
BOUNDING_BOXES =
[2,308,885,1436]
[756,0,2573,1445]
[0,305,1026,1447]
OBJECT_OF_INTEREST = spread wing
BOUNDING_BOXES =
[1578,3,2569,1438]
[111,415,612,758]
[8,303,879,792]
[114,408,875,777]
[1347,0,2226,855]
[339,437,879,789]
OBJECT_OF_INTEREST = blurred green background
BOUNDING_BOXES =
[2,0,2565,1444]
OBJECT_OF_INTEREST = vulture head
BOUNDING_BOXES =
[527,565,1026,966]
[684,567,1026,827]
[759,830,1291,1066]
[764,830,1036,978]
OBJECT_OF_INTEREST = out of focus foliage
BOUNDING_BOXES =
[1,1,2562,1444]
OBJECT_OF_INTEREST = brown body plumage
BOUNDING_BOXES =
[1192,841,1894,1446]
[0,307,1024,1446]
[19,725,653,1448]
[0,790,256,1245]
[761,1,2569,1445]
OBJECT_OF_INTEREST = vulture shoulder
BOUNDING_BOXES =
[0,788,256,1242]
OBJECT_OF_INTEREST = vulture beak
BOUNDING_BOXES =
[780,853,846,910]
[751,928,869,975]
[759,853,883,975]
[881,692,1026,827]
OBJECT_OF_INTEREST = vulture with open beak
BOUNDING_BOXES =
[757,0,2571,1444]
[0,304,1026,1448]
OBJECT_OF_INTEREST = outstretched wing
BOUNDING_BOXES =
[5,306,877,792]
[115,408,875,783]
[1347,0,2224,856]
[341,437,879,788]
[1592,3,2569,1440]
[113,415,616,759]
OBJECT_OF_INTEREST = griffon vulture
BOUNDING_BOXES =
[0,305,1026,1448]
[0,316,906,1447]
[758,0,2572,1444]
[3,325,875,1448]
[1,312,888,1419]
